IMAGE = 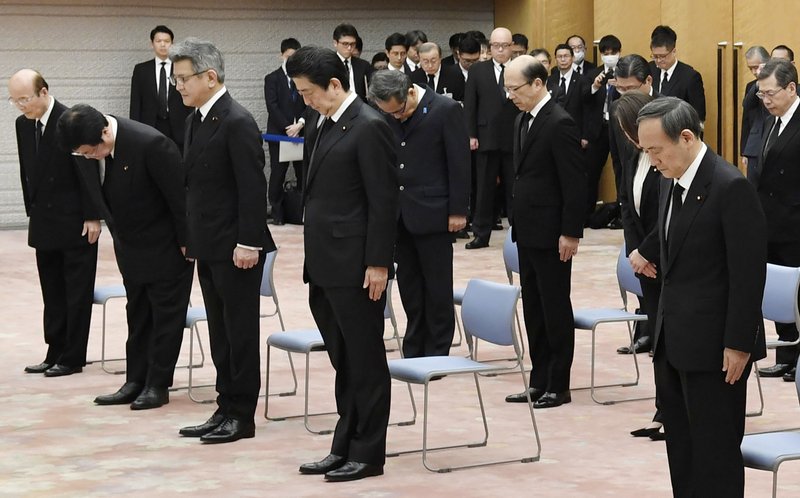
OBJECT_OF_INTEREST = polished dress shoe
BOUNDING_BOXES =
[324,461,383,482]
[784,367,796,382]
[299,454,347,475]
[199,418,255,444]
[631,426,661,438]
[179,412,226,437]
[130,387,169,410]
[24,362,52,374]
[505,387,546,403]
[758,363,793,377]
[533,391,571,409]
[43,364,82,377]
[617,337,653,355]
[94,382,143,405]
[465,236,489,249]
[454,228,470,239]
[649,430,666,441]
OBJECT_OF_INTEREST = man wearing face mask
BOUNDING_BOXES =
[566,35,595,77]
[648,26,706,123]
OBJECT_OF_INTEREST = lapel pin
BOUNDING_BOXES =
[342,125,347,131]
[212,116,218,122]
[697,195,704,202]
[123,165,129,171]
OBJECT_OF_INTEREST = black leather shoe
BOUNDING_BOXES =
[492,223,503,231]
[299,454,347,475]
[465,236,489,249]
[533,391,571,409]
[631,426,661,438]
[758,363,793,377]
[505,387,546,403]
[324,461,384,482]
[94,382,143,405]
[43,364,82,377]
[179,413,226,437]
[784,368,796,382]
[130,387,169,410]
[454,228,470,239]
[269,218,285,226]
[649,430,666,441]
[200,418,255,444]
[617,337,653,355]
[24,362,52,374]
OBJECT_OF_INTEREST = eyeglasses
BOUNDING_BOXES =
[756,87,787,100]
[337,41,357,48]
[419,58,440,66]
[555,54,573,60]
[490,43,512,50]
[569,45,585,51]
[651,51,674,61]
[70,144,100,158]
[460,56,479,66]
[169,69,209,86]
[7,95,36,107]
[379,100,407,117]
[505,81,532,94]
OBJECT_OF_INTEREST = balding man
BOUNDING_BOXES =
[502,56,585,408]
[410,42,466,101]
[462,27,520,249]
[7,69,101,377]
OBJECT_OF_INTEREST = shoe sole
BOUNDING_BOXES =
[130,401,168,411]
[324,469,383,482]
[199,431,255,444]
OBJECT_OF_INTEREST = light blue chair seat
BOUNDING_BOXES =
[573,309,644,329]
[267,329,325,353]
[742,432,800,471]
[388,356,496,383]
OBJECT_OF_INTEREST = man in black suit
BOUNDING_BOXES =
[566,34,596,77]
[332,23,373,100]
[754,59,800,383]
[7,69,100,378]
[410,42,466,102]
[638,97,767,497]
[58,104,193,410]
[169,38,275,444]
[385,33,414,77]
[370,70,469,358]
[740,46,770,184]
[511,33,528,59]
[547,44,586,134]
[405,30,428,73]
[502,55,586,409]
[649,26,706,123]
[463,27,520,249]
[129,25,192,149]
[264,37,307,225]
[288,46,398,482]
[441,33,463,68]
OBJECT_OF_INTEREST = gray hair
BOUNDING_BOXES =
[745,45,770,63]
[637,96,702,142]
[367,70,412,103]
[758,58,798,87]
[169,37,225,83]
[417,42,441,57]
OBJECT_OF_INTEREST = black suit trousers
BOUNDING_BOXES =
[473,150,513,240]
[267,142,302,222]
[767,240,800,365]
[395,220,455,358]
[197,254,265,421]
[585,122,611,215]
[518,245,575,392]
[654,341,750,498]
[123,263,193,388]
[35,244,97,367]
[309,284,391,465]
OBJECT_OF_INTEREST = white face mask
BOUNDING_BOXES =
[602,54,619,68]
[573,50,585,64]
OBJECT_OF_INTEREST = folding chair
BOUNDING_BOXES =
[387,279,541,472]
[91,284,127,374]
[572,245,652,405]
[263,279,414,434]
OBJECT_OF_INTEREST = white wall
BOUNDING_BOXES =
[0,0,493,226]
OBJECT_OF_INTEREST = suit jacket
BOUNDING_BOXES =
[410,66,466,102]
[264,65,306,134]
[441,55,456,68]
[654,149,767,371]
[349,57,374,99]
[583,66,615,142]
[511,99,586,248]
[15,99,101,251]
[129,59,192,146]
[75,117,188,284]
[183,91,275,261]
[302,98,398,287]
[463,60,520,152]
[756,103,800,243]
[382,89,470,234]
[546,70,586,136]
[741,80,770,157]
[650,60,707,121]
[552,60,597,77]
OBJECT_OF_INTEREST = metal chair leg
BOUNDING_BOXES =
[746,362,764,418]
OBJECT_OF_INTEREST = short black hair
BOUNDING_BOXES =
[280,38,301,54]
[464,30,487,44]
[385,32,409,51]
[512,33,529,50]
[650,25,677,51]
[150,25,174,42]
[405,30,428,46]
[554,43,573,56]
[565,34,586,48]
[371,52,389,65]
[458,35,481,56]
[333,23,359,41]
[286,46,350,92]
[599,35,622,54]
[615,54,650,82]
[56,104,107,152]
[449,33,464,50]
[772,44,795,62]
[355,36,363,52]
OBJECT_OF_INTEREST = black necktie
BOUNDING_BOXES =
[307,118,334,186]
[158,62,168,119]
[519,112,532,150]
[190,110,202,145]
[428,73,436,90]
[764,117,782,157]
[35,120,43,154]
[344,59,351,79]
[289,78,298,102]
[102,155,113,194]
[667,183,685,254]
[498,64,505,96]
[661,71,669,91]
[557,76,567,104]
[575,65,581,76]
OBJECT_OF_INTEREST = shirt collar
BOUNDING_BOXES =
[531,92,551,118]
[329,91,358,123]
[780,95,800,123]
[414,84,427,105]
[105,115,118,159]
[282,59,288,75]
[559,67,574,80]
[493,58,505,70]
[155,56,171,67]
[675,142,707,192]
[197,86,227,121]
[39,95,55,128]
[337,53,350,64]
[663,59,678,78]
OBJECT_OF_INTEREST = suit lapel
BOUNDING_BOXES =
[402,90,435,138]
[657,176,673,273]
[306,98,362,189]
[764,109,800,163]
[185,92,230,166]
[518,100,552,165]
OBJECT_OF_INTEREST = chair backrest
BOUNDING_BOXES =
[461,279,521,347]
[503,230,520,284]
[616,245,643,304]
[259,249,279,299]
[761,263,800,326]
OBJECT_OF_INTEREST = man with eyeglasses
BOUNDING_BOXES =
[648,25,706,123]
[57,103,193,411]
[546,44,586,135]
[462,27,520,249]
[511,33,529,60]
[566,34,595,77]
[410,42,465,101]
[754,58,800,384]
[741,46,771,185]
[129,25,192,149]
[384,32,414,76]
[6,69,101,378]
[332,23,373,100]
